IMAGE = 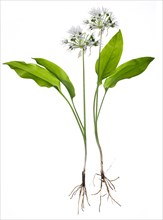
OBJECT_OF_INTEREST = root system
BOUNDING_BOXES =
[69,171,90,214]
[93,170,121,211]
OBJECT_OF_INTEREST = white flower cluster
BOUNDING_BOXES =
[62,26,99,57]
[62,7,118,56]
[84,7,118,33]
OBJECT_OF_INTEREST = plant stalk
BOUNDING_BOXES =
[97,90,107,119]
[71,99,84,131]
[94,30,104,171]
[59,91,84,139]
[66,49,89,212]
[82,48,87,171]
[60,48,87,188]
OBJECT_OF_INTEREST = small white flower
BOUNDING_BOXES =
[61,39,68,44]
[68,26,83,36]
[102,7,110,15]
[89,7,102,17]
[78,50,82,58]
[84,7,118,33]
[62,26,99,56]
[83,19,89,25]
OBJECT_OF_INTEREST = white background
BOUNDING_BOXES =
[1,1,162,219]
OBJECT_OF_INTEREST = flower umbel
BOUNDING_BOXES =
[62,26,99,56]
[84,7,118,33]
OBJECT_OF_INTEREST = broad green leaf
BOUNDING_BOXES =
[104,57,154,90]
[96,30,123,84]
[4,61,60,90]
[33,58,75,98]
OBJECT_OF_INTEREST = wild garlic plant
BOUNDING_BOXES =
[62,26,99,212]
[4,7,154,213]
[84,7,154,211]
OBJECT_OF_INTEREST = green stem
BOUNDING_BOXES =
[60,48,87,176]
[93,87,97,125]
[96,86,99,120]
[82,48,87,171]
[95,30,103,119]
[94,30,104,171]
[59,91,84,139]
[97,90,107,119]
[93,88,104,169]
[71,99,84,131]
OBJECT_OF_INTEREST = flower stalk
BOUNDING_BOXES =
[94,29,104,170]
[82,48,87,171]
[69,47,90,214]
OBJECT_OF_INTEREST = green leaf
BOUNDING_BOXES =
[96,30,123,84]
[33,58,75,98]
[4,61,60,90]
[104,57,154,90]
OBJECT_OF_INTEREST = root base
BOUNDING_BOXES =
[93,171,121,211]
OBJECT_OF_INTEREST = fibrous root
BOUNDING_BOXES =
[92,170,121,211]
[69,171,90,214]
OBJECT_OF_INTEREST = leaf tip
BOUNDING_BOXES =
[32,58,43,63]
[3,61,11,65]
[147,57,155,64]
[32,57,41,61]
